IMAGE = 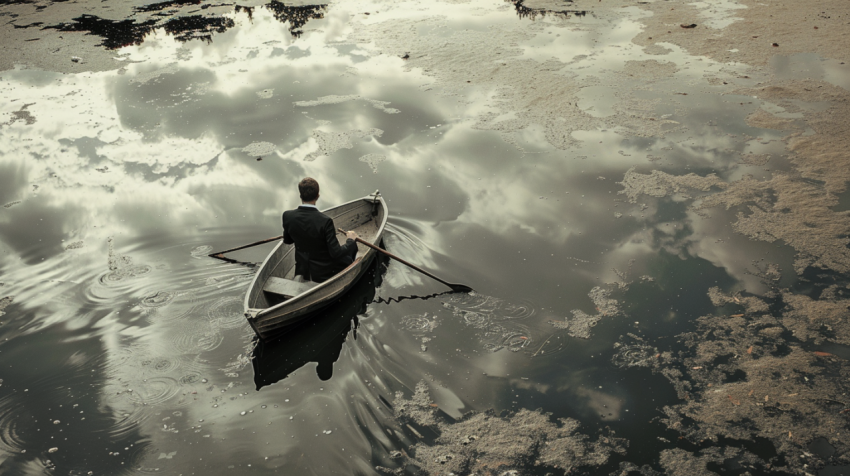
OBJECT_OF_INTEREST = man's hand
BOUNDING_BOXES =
[346,231,359,240]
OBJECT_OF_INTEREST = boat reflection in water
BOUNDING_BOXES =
[252,252,387,389]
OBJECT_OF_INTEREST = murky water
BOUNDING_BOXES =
[1,0,848,474]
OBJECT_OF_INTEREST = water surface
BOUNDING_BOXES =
[1,0,846,474]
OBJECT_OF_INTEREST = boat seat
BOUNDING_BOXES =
[263,276,319,299]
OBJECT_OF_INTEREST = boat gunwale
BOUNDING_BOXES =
[243,194,388,321]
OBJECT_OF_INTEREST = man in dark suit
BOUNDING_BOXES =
[282,177,359,283]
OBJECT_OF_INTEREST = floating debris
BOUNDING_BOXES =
[305,128,384,161]
[394,380,438,427]
[550,286,620,339]
[391,380,627,475]
[618,167,727,203]
[1,103,36,127]
[241,141,277,157]
[707,287,770,314]
[647,288,850,473]
[358,153,386,173]
[612,335,660,369]
[0,296,11,317]
[64,241,84,250]
[550,309,600,339]
[102,237,151,283]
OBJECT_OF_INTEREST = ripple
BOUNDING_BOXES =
[172,327,224,353]
[190,245,213,258]
[481,341,502,352]
[401,313,438,333]
[128,377,181,406]
[385,223,429,253]
[100,264,152,284]
[179,372,204,385]
[460,310,490,329]
[443,291,490,309]
[206,296,245,330]
[103,344,142,376]
[473,320,534,353]
[205,275,235,286]
[481,323,508,338]
[497,299,536,319]
[148,293,199,323]
[612,343,658,369]
[143,358,179,373]
[502,333,532,352]
[0,398,27,453]
[105,401,155,440]
[139,291,175,309]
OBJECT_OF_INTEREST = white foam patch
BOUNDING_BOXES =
[294,94,400,114]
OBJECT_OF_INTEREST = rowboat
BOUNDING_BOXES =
[243,191,388,341]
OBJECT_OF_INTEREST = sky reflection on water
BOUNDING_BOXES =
[0,0,841,473]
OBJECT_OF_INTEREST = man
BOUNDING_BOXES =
[282,177,359,283]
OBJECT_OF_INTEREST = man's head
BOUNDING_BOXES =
[298,177,320,203]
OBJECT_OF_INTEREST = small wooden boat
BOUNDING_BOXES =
[243,191,387,340]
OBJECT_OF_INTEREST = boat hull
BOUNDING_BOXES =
[250,252,376,336]
[243,192,387,341]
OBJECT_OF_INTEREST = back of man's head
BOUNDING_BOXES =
[299,177,320,202]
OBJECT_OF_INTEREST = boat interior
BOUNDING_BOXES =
[246,198,384,311]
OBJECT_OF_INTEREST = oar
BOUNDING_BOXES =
[208,235,283,261]
[339,228,472,293]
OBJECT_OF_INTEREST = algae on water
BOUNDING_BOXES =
[386,380,627,475]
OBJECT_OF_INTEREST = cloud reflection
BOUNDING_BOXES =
[0,0,829,472]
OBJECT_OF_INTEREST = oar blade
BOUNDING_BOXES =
[450,284,473,293]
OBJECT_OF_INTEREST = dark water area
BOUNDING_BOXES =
[1,0,848,475]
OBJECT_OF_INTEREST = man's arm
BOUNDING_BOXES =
[323,219,355,259]
[282,212,294,244]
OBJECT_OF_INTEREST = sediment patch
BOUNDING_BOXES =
[386,380,627,475]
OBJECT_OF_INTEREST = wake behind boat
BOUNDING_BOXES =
[243,191,387,341]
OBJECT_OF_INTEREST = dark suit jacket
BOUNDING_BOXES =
[282,206,357,283]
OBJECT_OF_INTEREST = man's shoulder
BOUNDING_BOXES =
[283,207,331,221]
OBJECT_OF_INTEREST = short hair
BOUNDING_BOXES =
[298,177,320,202]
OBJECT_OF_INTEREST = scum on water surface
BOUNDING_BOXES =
[1,0,849,474]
